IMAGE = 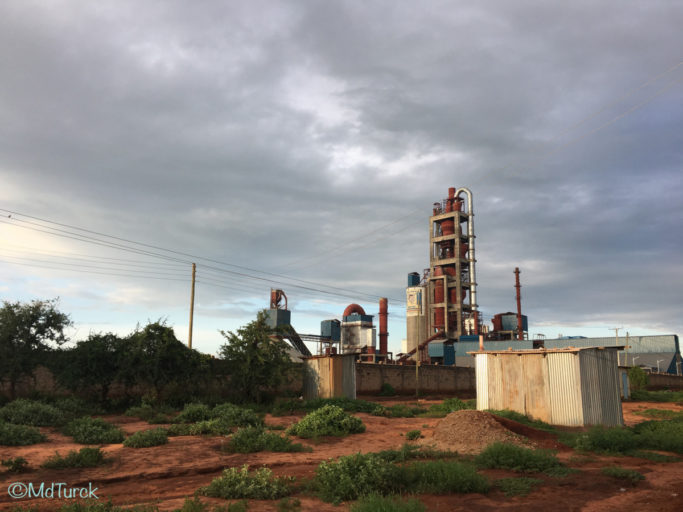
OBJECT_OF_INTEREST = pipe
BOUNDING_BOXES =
[455,187,477,334]
[343,303,366,317]
[514,267,523,340]
[379,298,388,354]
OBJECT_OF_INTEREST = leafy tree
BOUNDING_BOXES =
[0,299,70,399]
[125,321,209,400]
[628,365,649,392]
[219,311,295,404]
[54,332,123,403]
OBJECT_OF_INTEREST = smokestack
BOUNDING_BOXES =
[379,298,388,354]
[515,267,523,340]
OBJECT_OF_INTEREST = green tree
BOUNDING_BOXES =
[219,311,295,404]
[126,321,209,400]
[0,299,71,399]
[54,332,123,403]
[628,365,649,392]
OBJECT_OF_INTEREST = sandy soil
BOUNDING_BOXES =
[0,399,681,511]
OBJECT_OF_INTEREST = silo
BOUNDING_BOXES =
[406,282,427,354]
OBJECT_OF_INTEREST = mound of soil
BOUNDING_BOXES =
[422,409,534,454]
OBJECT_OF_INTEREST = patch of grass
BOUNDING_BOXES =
[172,496,242,512]
[351,495,425,512]
[2,456,29,473]
[404,460,490,494]
[626,450,681,462]
[632,418,683,454]
[543,466,580,478]
[600,466,645,485]
[495,477,541,497]
[378,383,397,397]
[200,465,292,499]
[173,403,212,423]
[487,410,556,432]
[276,497,301,512]
[634,408,683,420]
[425,398,475,417]
[630,390,683,403]
[272,397,380,416]
[225,426,310,453]
[406,430,421,441]
[287,405,365,439]
[123,428,168,448]
[167,418,233,437]
[63,417,125,444]
[375,444,457,463]
[573,426,638,454]
[0,399,65,426]
[0,421,46,445]
[475,443,563,473]
[374,404,427,418]
[42,447,107,469]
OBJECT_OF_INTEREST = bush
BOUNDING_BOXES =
[2,456,29,473]
[63,417,124,444]
[226,426,309,453]
[0,421,46,445]
[379,383,397,396]
[287,405,365,438]
[211,403,262,427]
[495,477,541,496]
[200,465,292,499]
[404,460,490,494]
[475,443,563,473]
[51,397,102,420]
[426,398,475,417]
[123,428,168,448]
[573,426,638,454]
[406,430,421,441]
[628,366,649,392]
[632,418,683,454]
[42,447,107,469]
[0,399,64,426]
[351,495,425,512]
[174,403,212,423]
[315,453,403,503]
[601,466,645,485]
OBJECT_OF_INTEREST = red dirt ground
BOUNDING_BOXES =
[0,399,681,511]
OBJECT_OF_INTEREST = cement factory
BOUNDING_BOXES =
[265,186,681,377]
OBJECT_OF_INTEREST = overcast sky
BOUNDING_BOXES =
[1,0,681,356]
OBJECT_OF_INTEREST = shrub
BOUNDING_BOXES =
[406,430,421,441]
[495,477,541,496]
[315,453,403,503]
[0,399,64,426]
[426,398,475,417]
[601,466,645,485]
[573,426,638,454]
[287,405,365,438]
[42,447,107,469]
[0,421,46,445]
[379,383,396,396]
[628,366,649,392]
[475,443,562,473]
[351,495,425,512]
[226,426,309,453]
[2,456,29,473]
[63,417,125,444]
[200,465,292,499]
[211,403,262,427]
[123,428,168,448]
[632,418,683,454]
[173,403,212,423]
[51,397,101,420]
[404,460,490,494]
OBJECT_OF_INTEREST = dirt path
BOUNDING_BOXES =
[0,399,681,511]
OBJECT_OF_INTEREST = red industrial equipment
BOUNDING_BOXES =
[270,289,287,310]
[379,298,388,355]
[343,303,366,317]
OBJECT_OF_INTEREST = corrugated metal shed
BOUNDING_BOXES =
[470,347,623,427]
[303,354,356,400]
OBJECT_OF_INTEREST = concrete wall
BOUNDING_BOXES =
[648,373,683,390]
[356,363,475,396]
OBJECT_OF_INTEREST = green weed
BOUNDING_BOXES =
[2,456,29,473]
[42,447,107,469]
[634,408,683,420]
[405,430,421,441]
[0,399,64,426]
[287,405,365,438]
[404,459,490,494]
[123,428,168,448]
[600,466,645,485]
[350,495,425,512]
[425,398,475,417]
[475,443,563,473]
[0,421,46,445]
[173,403,212,423]
[276,497,301,512]
[495,477,541,497]
[200,465,292,499]
[63,417,124,444]
[225,426,310,453]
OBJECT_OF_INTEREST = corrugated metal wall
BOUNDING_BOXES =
[474,348,623,426]
[544,335,678,353]
[303,355,356,400]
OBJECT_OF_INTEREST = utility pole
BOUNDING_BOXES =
[188,263,196,349]
[514,267,523,340]
[609,327,622,365]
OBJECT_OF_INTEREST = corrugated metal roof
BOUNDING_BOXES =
[467,346,623,355]
[544,335,679,353]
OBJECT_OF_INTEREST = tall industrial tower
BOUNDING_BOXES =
[427,187,478,339]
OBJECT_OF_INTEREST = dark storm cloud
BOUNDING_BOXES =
[1,0,681,346]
